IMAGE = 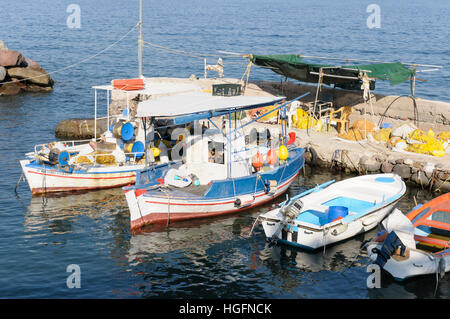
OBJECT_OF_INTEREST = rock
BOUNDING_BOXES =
[0,40,8,50]
[23,57,46,73]
[381,161,394,173]
[411,171,429,186]
[24,84,53,93]
[393,164,411,179]
[395,159,404,164]
[55,118,108,140]
[7,67,53,86]
[413,161,423,169]
[360,156,381,172]
[0,66,6,81]
[304,151,312,163]
[438,171,449,181]
[404,158,413,166]
[0,82,22,95]
[0,50,24,67]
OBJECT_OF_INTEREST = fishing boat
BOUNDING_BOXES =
[18,79,197,195]
[365,193,450,282]
[124,90,309,230]
[257,174,406,250]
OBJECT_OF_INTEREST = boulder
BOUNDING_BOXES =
[359,156,381,172]
[23,57,46,73]
[393,164,411,179]
[0,82,22,95]
[411,171,429,186]
[7,67,53,86]
[55,118,108,140]
[381,161,394,173]
[0,66,6,81]
[0,50,24,67]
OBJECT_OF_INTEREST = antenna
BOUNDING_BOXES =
[138,0,143,78]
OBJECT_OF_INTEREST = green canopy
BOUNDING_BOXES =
[251,54,415,87]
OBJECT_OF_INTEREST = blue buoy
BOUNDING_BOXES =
[131,141,144,159]
[121,122,134,141]
[58,151,70,166]
[328,206,348,222]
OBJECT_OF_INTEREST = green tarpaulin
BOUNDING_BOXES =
[251,54,415,87]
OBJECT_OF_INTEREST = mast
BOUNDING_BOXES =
[138,0,143,78]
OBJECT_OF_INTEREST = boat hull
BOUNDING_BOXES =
[20,159,141,195]
[366,242,450,281]
[126,148,305,230]
[259,173,406,250]
[262,200,400,250]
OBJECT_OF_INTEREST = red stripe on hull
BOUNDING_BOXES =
[31,181,135,195]
[28,170,135,180]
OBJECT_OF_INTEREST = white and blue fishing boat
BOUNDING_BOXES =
[124,89,309,230]
[258,174,406,250]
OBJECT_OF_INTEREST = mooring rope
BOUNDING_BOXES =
[1,23,139,85]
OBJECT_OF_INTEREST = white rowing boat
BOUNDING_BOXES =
[258,174,406,250]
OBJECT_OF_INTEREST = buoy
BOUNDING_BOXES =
[124,141,145,159]
[278,145,289,161]
[266,148,277,165]
[58,151,70,166]
[120,122,135,141]
[132,141,145,159]
[150,147,161,157]
[252,152,264,171]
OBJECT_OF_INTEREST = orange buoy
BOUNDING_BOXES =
[252,152,264,171]
[266,148,277,166]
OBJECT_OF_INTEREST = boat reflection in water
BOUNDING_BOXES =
[24,188,127,235]
[258,229,375,273]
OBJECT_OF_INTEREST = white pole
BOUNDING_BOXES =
[138,0,143,78]
[94,89,97,140]
[107,89,110,130]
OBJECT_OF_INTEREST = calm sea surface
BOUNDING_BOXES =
[0,0,449,298]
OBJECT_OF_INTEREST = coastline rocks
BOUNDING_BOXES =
[0,66,6,81]
[359,156,381,172]
[55,118,108,140]
[0,41,54,96]
[381,161,394,173]
[393,164,411,179]
[7,67,53,86]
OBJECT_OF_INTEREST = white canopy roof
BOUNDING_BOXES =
[136,92,284,118]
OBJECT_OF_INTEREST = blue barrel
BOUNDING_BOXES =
[131,141,144,159]
[121,122,135,141]
[328,206,348,222]
[58,151,70,166]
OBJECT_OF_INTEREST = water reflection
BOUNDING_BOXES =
[24,188,127,235]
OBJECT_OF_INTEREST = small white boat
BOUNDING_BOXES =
[258,174,406,250]
[365,193,450,282]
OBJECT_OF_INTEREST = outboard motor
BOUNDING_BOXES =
[281,200,303,222]
[372,231,407,268]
